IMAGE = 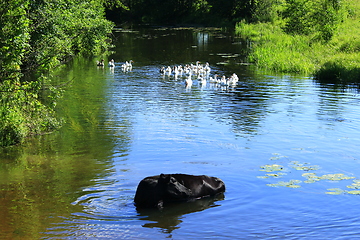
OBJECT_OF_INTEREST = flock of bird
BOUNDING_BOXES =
[97,59,133,72]
[96,59,239,88]
[159,61,239,87]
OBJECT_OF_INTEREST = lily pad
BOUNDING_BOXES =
[302,173,354,183]
[346,179,360,189]
[302,173,321,183]
[267,180,302,188]
[257,173,286,179]
[260,164,284,172]
[290,161,320,171]
[320,173,355,181]
[326,188,344,195]
[266,173,286,178]
[346,190,360,195]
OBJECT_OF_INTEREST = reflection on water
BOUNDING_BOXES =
[1,28,360,239]
[138,194,224,235]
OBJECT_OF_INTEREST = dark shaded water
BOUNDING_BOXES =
[1,28,360,239]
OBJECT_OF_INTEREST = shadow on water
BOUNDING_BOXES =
[136,194,224,234]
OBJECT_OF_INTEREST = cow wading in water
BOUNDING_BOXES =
[134,174,225,208]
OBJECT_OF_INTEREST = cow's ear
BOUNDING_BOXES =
[159,174,171,184]
[166,177,192,199]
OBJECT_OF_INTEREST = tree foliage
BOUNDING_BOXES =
[283,0,342,41]
[106,0,261,25]
[106,0,343,41]
[0,0,114,147]
[0,0,30,82]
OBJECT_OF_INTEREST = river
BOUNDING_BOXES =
[1,28,360,239]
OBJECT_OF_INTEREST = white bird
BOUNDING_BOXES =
[191,61,201,74]
[198,76,207,85]
[108,59,115,67]
[209,74,219,83]
[219,76,229,86]
[173,66,181,79]
[231,73,239,82]
[228,73,239,85]
[185,75,193,87]
[177,65,183,75]
[122,60,134,71]
[96,59,104,67]
[165,66,172,76]
[159,66,165,74]
[204,62,211,74]
[184,65,192,75]
[121,61,128,69]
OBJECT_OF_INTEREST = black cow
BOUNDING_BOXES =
[134,173,225,208]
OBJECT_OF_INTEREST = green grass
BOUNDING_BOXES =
[235,0,360,82]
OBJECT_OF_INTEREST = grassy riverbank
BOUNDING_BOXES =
[235,0,360,82]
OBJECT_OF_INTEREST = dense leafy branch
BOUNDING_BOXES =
[0,0,114,147]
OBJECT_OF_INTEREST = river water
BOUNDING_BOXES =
[1,28,360,239]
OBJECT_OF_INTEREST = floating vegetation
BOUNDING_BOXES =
[346,190,360,195]
[326,188,344,195]
[326,186,360,195]
[347,180,360,189]
[267,180,302,188]
[321,174,355,181]
[290,161,320,171]
[259,164,284,172]
[302,173,355,183]
[257,173,286,179]
[302,173,321,183]
[259,155,359,195]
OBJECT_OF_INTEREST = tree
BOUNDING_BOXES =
[0,0,30,82]
[0,0,114,146]
[282,0,342,41]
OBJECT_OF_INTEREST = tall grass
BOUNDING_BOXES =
[236,21,322,73]
[314,53,360,82]
[236,0,360,82]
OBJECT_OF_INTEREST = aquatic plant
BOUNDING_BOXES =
[302,173,355,183]
[260,164,285,172]
[326,188,344,195]
[347,179,360,189]
[326,179,360,195]
[290,161,320,171]
[259,155,359,195]
[257,173,287,179]
[267,180,302,188]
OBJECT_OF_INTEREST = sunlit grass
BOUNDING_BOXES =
[235,0,360,82]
